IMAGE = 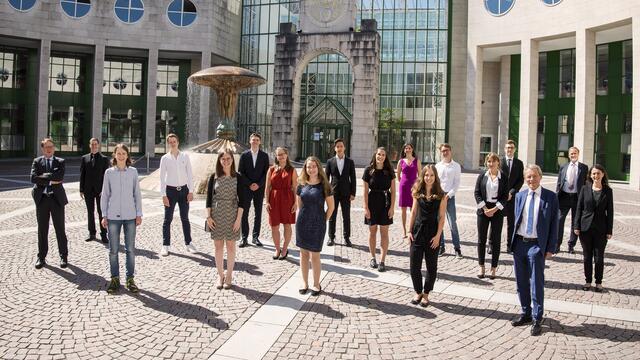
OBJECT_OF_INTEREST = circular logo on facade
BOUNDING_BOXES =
[305,0,349,27]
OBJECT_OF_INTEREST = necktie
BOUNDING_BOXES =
[46,159,52,195]
[567,163,575,191]
[91,153,95,167]
[508,159,512,174]
[526,191,535,235]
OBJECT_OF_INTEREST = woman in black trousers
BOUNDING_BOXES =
[574,164,614,293]
[408,164,447,307]
[474,152,509,279]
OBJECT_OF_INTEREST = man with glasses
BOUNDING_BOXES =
[435,143,462,258]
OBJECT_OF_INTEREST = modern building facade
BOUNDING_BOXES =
[0,0,241,158]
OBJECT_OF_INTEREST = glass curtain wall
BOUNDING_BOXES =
[0,48,30,157]
[155,61,188,154]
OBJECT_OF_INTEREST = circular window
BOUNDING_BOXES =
[114,0,144,24]
[60,0,91,18]
[484,0,515,17]
[541,0,562,6]
[167,0,197,27]
[8,0,37,11]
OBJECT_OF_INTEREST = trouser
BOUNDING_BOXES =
[477,204,503,268]
[163,186,192,246]
[558,191,578,251]
[579,229,608,284]
[513,236,546,321]
[328,195,351,240]
[439,196,461,251]
[409,242,439,294]
[241,188,265,240]
[84,192,107,238]
[108,219,136,279]
[36,196,68,259]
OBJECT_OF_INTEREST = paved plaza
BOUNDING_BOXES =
[0,161,639,359]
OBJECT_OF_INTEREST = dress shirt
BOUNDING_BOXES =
[336,155,345,175]
[251,149,259,167]
[159,151,194,196]
[485,171,503,209]
[517,186,542,238]
[435,159,461,198]
[101,166,143,220]
[562,161,579,193]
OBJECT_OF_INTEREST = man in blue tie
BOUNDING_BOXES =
[511,164,559,336]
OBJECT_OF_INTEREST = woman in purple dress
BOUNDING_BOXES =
[396,143,421,238]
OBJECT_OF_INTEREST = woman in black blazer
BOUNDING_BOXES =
[573,164,614,293]
[474,153,509,279]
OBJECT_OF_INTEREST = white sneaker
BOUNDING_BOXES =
[186,243,198,253]
[160,245,170,256]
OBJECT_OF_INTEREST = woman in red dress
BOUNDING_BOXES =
[265,147,298,260]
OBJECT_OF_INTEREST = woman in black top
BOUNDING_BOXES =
[574,164,614,293]
[363,147,396,272]
[474,153,508,279]
[408,164,447,307]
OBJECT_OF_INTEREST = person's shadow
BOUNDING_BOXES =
[322,290,436,320]
[231,286,345,319]
[49,264,106,292]
[170,252,263,276]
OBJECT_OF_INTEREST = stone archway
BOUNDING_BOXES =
[271,20,380,165]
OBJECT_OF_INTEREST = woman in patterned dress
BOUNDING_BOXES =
[265,147,297,260]
[206,149,244,290]
[296,157,334,296]
[396,143,420,238]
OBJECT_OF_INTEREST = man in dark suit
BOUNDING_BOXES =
[238,133,269,248]
[511,164,559,336]
[498,140,524,254]
[325,138,356,247]
[79,137,110,243]
[555,146,588,253]
[30,138,69,269]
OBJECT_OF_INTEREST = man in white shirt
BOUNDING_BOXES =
[434,143,462,258]
[160,133,196,256]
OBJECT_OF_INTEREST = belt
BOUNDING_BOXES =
[167,184,187,191]
[516,235,537,243]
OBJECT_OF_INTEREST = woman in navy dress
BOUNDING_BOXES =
[363,147,396,272]
[296,156,334,296]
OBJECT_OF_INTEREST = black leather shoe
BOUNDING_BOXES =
[60,256,68,268]
[327,238,335,246]
[252,238,263,247]
[511,315,533,327]
[487,247,492,255]
[239,238,248,248]
[568,247,576,254]
[278,251,288,260]
[530,320,542,336]
[101,235,108,244]
[344,238,352,247]
[35,258,45,269]
[85,236,97,242]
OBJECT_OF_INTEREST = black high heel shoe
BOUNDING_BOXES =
[278,250,288,260]
[272,251,281,260]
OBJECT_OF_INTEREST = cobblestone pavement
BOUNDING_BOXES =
[0,166,639,359]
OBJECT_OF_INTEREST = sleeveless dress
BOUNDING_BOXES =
[268,167,296,226]
[399,158,418,208]
[295,183,327,252]
[208,175,241,241]
[412,197,441,244]
[363,167,394,226]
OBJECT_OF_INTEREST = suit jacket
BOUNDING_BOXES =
[501,156,524,196]
[79,152,110,195]
[574,185,614,234]
[30,156,68,206]
[474,171,509,215]
[556,161,589,194]
[238,149,269,191]
[512,187,559,254]
[325,156,357,198]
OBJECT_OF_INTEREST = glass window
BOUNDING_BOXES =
[48,105,85,153]
[559,49,575,98]
[479,136,492,167]
[557,114,573,167]
[114,0,144,24]
[538,52,547,99]
[60,0,91,18]
[596,45,608,96]
[49,56,82,93]
[621,113,631,174]
[535,116,545,167]
[167,0,197,27]
[622,40,632,94]
[483,0,515,17]
[541,0,562,5]
[8,0,37,11]
[103,60,143,96]
[0,51,27,89]
[157,64,179,97]
[102,107,143,154]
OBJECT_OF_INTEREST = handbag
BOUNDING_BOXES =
[205,175,216,232]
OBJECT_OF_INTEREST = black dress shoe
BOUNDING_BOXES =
[85,236,97,242]
[530,320,542,336]
[278,251,288,260]
[252,238,263,247]
[327,239,335,246]
[239,238,248,248]
[344,239,352,247]
[511,315,533,327]
[35,258,45,269]
[101,235,108,244]
[487,247,492,255]
[568,247,576,254]
[60,256,68,268]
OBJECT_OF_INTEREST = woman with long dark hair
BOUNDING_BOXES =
[363,147,396,272]
[574,164,614,292]
[265,147,297,260]
[396,143,421,238]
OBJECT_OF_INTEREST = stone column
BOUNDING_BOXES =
[91,42,105,141]
[464,45,483,169]
[518,39,539,166]
[145,47,158,156]
[574,28,596,166]
[498,55,511,154]
[630,17,640,190]
[198,51,211,144]
[35,38,51,153]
